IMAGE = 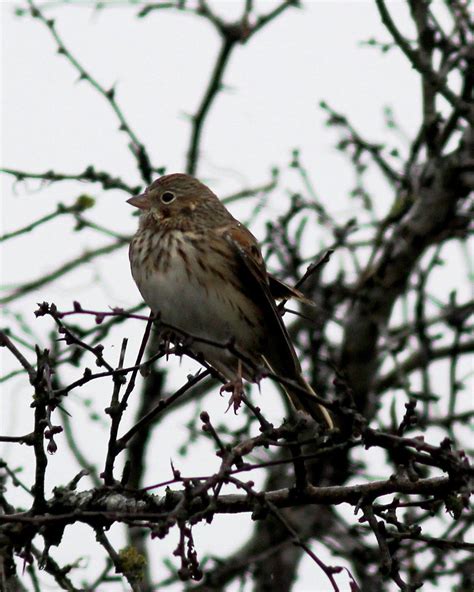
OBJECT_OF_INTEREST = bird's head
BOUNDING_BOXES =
[127,173,219,225]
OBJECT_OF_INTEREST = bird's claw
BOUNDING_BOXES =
[220,377,244,414]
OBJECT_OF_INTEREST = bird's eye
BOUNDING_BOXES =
[161,191,176,204]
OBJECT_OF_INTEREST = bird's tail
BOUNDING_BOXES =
[285,374,334,430]
[261,355,334,429]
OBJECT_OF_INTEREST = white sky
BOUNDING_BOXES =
[1,2,468,591]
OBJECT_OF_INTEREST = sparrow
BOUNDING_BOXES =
[128,173,333,428]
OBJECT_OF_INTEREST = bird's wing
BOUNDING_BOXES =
[216,222,313,304]
[216,222,302,379]
[267,274,315,306]
[215,222,334,428]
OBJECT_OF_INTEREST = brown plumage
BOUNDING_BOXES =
[128,173,333,429]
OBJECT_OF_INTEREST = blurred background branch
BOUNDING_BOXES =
[1,1,472,591]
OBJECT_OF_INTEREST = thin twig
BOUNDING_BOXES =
[27,0,154,182]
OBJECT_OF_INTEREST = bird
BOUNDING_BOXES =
[127,173,333,429]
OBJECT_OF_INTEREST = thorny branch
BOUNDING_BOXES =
[1,1,473,591]
[183,0,298,174]
[26,0,155,183]
[0,165,142,195]
[1,294,472,589]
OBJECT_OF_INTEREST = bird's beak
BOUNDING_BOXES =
[127,193,151,210]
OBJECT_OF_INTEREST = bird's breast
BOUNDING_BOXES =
[129,229,262,352]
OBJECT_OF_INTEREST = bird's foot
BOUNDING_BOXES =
[220,377,244,414]
[159,331,174,360]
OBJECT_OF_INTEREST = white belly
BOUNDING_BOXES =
[135,254,237,341]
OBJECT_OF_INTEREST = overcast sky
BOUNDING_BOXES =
[1,2,463,591]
